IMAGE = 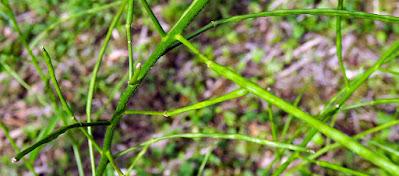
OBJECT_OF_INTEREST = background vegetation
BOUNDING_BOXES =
[1,0,398,175]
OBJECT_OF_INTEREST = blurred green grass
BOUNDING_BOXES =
[1,0,399,175]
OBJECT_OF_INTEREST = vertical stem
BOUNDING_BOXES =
[126,0,134,80]
[95,1,209,175]
[336,0,349,87]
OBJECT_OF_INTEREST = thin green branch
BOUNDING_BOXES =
[83,2,127,175]
[139,0,166,36]
[42,47,85,173]
[95,1,209,175]
[165,8,399,53]
[197,145,214,176]
[0,121,38,175]
[288,119,399,174]
[13,121,110,162]
[274,41,399,175]
[105,151,125,176]
[307,159,368,176]
[369,140,399,157]
[175,34,399,175]
[114,133,312,159]
[72,145,85,176]
[126,0,134,80]
[126,144,149,175]
[42,48,77,121]
[268,104,277,141]
[336,0,349,87]
[342,98,399,110]
[125,88,247,117]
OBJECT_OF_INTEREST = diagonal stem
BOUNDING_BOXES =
[175,34,399,176]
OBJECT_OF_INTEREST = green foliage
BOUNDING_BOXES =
[2,0,399,175]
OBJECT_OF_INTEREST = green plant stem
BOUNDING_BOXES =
[176,34,399,175]
[288,119,399,174]
[139,0,166,36]
[125,88,247,117]
[29,1,122,47]
[197,145,215,176]
[105,151,124,176]
[84,1,126,175]
[126,0,134,80]
[273,41,399,175]
[95,1,209,175]
[369,140,399,157]
[114,132,311,158]
[13,121,110,162]
[307,159,368,176]
[42,48,78,121]
[72,145,85,176]
[342,98,399,110]
[42,48,102,150]
[268,104,277,141]
[0,121,38,175]
[42,48,87,174]
[126,144,149,175]
[1,0,46,81]
[165,8,399,53]
[336,0,349,87]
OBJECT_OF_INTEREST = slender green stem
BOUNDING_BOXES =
[115,132,311,159]
[96,1,209,175]
[336,0,349,87]
[288,119,399,174]
[30,1,122,47]
[197,145,215,176]
[83,2,126,175]
[165,8,399,53]
[274,41,399,175]
[13,121,110,162]
[72,145,85,176]
[126,0,134,80]
[105,151,125,176]
[125,88,247,117]
[126,144,149,175]
[42,48,77,121]
[139,0,166,36]
[42,47,86,173]
[176,34,399,175]
[342,98,399,110]
[307,159,368,176]
[2,0,46,81]
[0,59,31,90]
[369,140,399,157]
[0,122,38,175]
[268,104,277,141]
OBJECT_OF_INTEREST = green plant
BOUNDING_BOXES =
[3,0,399,175]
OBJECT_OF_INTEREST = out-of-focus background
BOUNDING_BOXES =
[1,0,399,175]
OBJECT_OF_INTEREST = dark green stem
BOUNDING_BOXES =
[13,121,110,162]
